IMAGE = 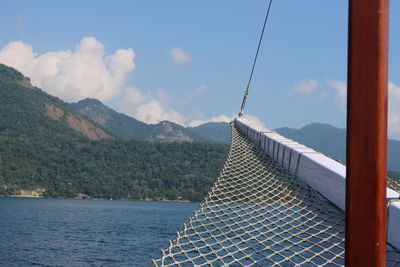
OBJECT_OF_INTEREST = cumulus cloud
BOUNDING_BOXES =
[0,37,135,102]
[328,80,400,139]
[118,87,185,125]
[240,114,268,131]
[389,82,400,139]
[189,115,232,127]
[294,79,319,93]
[319,91,329,99]
[195,85,207,94]
[118,87,268,129]
[189,113,267,131]
[327,80,347,112]
[182,85,207,106]
[168,47,192,64]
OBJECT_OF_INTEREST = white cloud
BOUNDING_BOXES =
[182,85,207,106]
[0,37,135,102]
[118,87,185,125]
[189,113,267,131]
[189,115,232,127]
[240,114,268,131]
[195,85,207,94]
[294,79,319,93]
[155,88,172,105]
[389,82,400,139]
[327,80,347,112]
[328,80,400,140]
[319,91,329,99]
[168,47,192,64]
[0,41,35,71]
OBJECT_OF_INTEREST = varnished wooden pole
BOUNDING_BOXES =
[346,0,388,266]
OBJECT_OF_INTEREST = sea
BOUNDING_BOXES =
[0,197,199,267]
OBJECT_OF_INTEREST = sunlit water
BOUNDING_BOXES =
[0,197,198,266]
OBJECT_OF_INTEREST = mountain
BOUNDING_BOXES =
[71,98,231,143]
[0,63,228,201]
[146,120,207,142]
[275,123,400,171]
[188,122,231,144]
[0,64,112,141]
[71,98,151,140]
[276,123,346,163]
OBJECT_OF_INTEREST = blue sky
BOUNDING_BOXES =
[0,1,399,138]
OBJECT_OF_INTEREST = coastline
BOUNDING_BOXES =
[6,194,44,198]
[0,195,194,203]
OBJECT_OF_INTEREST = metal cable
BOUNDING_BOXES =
[239,0,273,117]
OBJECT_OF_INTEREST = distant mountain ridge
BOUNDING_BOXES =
[275,123,400,171]
[69,97,400,171]
[188,122,231,144]
[71,98,231,143]
[276,123,346,162]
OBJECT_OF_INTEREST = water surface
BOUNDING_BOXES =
[0,197,198,266]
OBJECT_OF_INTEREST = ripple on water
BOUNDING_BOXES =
[0,197,198,266]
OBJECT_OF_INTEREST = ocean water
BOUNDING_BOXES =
[0,197,198,267]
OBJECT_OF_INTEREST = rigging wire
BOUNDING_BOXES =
[239,0,273,117]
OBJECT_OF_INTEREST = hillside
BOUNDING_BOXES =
[0,64,228,201]
[275,123,400,171]
[72,98,212,142]
[71,98,231,143]
[0,64,112,141]
[71,98,153,140]
[188,122,231,144]
[276,123,346,162]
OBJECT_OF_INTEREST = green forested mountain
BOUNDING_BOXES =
[71,98,151,140]
[0,65,113,141]
[275,123,400,172]
[0,63,228,201]
[71,98,214,143]
[276,123,346,163]
[188,122,231,144]
[1,136,227,201]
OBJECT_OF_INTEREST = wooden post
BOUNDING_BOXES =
[346,0,388,266]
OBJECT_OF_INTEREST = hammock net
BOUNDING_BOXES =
[151,124,346,266]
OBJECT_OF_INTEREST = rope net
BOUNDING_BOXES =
[388,178,400,193]
[151,124,345,266]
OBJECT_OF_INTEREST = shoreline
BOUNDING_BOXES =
[0,195,194,203]
[0,194,44,198]
[8,194,44,198]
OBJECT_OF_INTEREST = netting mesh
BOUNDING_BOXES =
[151,124,346,266]
[388,178,400,193]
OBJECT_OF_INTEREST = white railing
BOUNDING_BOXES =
[234,118,400,250]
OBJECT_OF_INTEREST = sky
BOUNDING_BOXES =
[0,1,399,138]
